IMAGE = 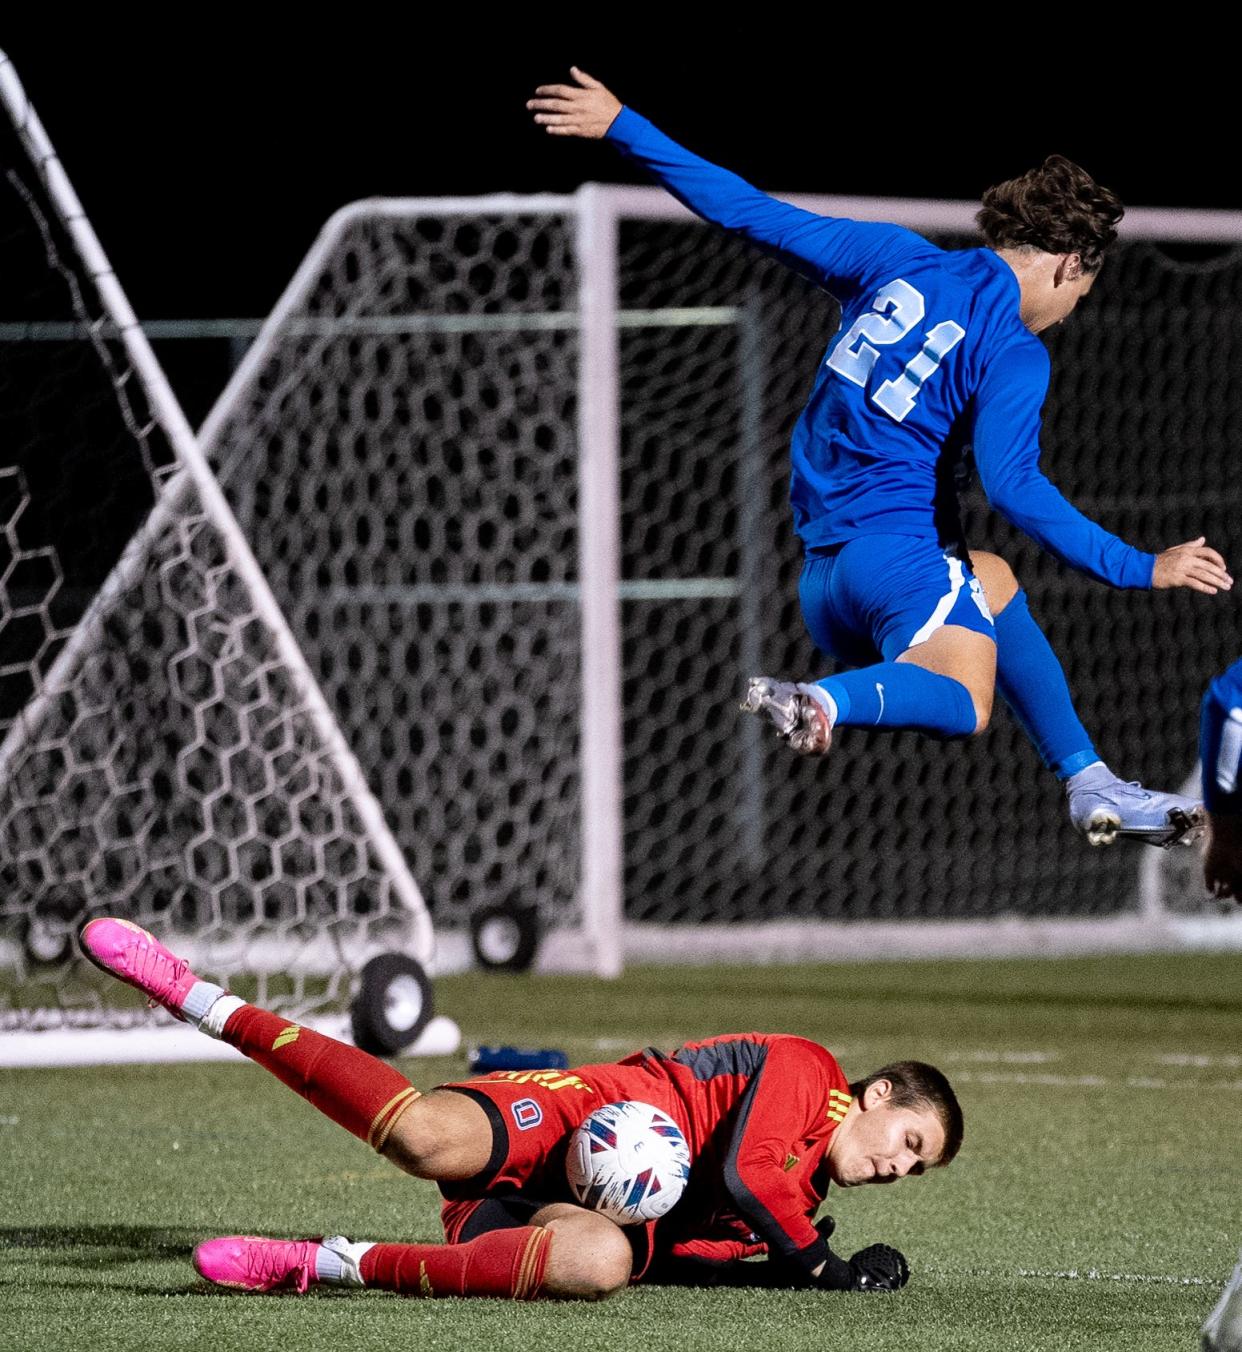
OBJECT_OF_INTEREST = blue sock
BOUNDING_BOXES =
[994,590,1099,779]
[815,662,977,739]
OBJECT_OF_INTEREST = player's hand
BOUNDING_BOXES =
[1204,813,1242,901]
[1151,538,1233,594]
[847,1243,910,1292]
[527,67,622,140]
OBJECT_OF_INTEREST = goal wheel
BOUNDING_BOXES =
[469,903,540,972]
[22,915,75,967]
[350,952,434,1056]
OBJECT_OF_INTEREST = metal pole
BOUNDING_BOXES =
[736,306,766,871]
[574,184,624,978]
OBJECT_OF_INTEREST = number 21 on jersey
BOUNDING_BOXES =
[826,279,965,423]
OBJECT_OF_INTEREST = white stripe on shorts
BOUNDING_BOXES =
[1216,708,1242,796]
[908,552,965,648]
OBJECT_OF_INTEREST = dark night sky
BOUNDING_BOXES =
[4,22,1235,318]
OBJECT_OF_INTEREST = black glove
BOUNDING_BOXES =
[847,1243,910,1292]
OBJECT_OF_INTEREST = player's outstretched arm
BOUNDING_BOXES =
[1151,538,1233,594]
[527,69,920,295]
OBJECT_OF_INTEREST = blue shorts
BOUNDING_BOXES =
[799,536,995,665]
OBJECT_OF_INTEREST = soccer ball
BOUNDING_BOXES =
[565,1100,691,1225]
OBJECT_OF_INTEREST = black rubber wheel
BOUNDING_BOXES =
[350,952,434,1056]
[469,904,540,972]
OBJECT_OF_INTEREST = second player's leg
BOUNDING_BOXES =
[969,550,1099,778]
[972,549,1205,846]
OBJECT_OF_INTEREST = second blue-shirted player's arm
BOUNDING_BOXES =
[528,68,918,295]
[1202,661,1242,814]
[1202,660,1242,901]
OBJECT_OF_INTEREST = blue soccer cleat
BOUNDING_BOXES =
[741,677,834,756]
[1066,764,1206,849]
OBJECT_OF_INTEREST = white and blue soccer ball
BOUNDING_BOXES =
[565,1100,692,1224]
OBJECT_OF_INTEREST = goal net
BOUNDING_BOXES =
[5,49,1238,997]
[189,188,1242,965]
[0,53,435,1031]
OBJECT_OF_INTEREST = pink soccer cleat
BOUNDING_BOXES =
[193,1236,321,1294]
[78,917,199,1021]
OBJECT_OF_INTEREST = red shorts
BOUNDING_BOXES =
[435,1067,676,1280]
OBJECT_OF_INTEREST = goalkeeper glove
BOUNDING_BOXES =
[845,1243,909,1292]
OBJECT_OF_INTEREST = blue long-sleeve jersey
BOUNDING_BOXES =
[1201,659,1242,813]
[605,107,1155,590]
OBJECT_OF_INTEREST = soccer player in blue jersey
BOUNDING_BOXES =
[528,69,1233,848]
[1201,659,1242,899]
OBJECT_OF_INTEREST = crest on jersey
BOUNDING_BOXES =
[511,1097,543,1131]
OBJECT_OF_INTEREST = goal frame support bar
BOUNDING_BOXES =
[0,51,434,964]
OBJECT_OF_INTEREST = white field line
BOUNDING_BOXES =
[1159,1053,1242,1068]
[943,1050,1061,1063]
[952,1070,1242,1092]
[932,1263,1222,1288]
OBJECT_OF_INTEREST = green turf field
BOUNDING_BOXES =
[4,953,1240,1351]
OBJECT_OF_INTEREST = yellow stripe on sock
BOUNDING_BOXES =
[515,1228,550,1300]
[272,1026,300,1051]
[373,1088,422,1153]
[368,1087,421,1151]
[419,1260,433,1297]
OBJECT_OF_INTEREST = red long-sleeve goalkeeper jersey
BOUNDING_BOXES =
[570,1032,852,1272]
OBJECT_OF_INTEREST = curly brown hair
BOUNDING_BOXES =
[976,155,1124,274]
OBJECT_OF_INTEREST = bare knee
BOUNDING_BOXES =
[381,1089,495,1181]
[969,550,1020,616]
[536,1206,633,1300]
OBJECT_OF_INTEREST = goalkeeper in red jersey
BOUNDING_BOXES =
[80,917,961,1301]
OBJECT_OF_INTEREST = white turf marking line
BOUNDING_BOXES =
[943,1049,1061,1064]
[1159,1052,1242,1069]
[0,1014,462,1068]
[1014,1268,1219,1288]
[951,1069,1242,1092]
[590,1036,699,1052]
[934,1264,1221,1288]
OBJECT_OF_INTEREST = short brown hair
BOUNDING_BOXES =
[849,1060,964,1165]
[976,155,1124,273]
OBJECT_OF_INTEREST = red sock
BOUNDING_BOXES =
[359,1227,552,1300]
[221,1004,419,1151]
